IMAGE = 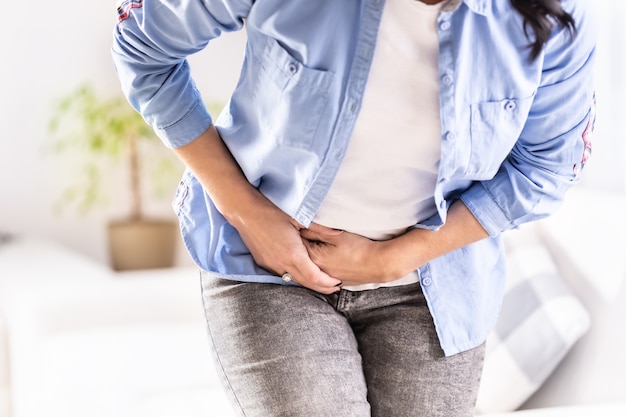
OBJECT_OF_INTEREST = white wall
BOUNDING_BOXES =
[581,2,626,192]
[0,1,246,266]
[0,1,624,268]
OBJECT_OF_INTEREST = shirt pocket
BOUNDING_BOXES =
[467,95,534,179]
[252,37,334,149]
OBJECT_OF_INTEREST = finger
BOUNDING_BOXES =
[307,222,344,236]
[300,227,342,244]
[301,238,329,265]
[300,228,329,243]
[289,218,306,230]
[290,251,341,294]
[286,269,341,294]
[300,239,337,286]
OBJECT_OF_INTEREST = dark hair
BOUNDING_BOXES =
[510,0,577,60]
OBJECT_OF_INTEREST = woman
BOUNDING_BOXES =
[112,0,597,415]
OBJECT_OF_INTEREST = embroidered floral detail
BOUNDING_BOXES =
[172,179,190,215]
[117,0,143,24]
[573,93,596,175]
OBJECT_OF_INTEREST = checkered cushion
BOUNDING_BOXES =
[475,227,591,414]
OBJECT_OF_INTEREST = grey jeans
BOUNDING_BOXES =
[200,272,485,417]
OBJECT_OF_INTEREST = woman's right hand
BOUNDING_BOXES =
[230,193,343,294]
[173,125,342,294]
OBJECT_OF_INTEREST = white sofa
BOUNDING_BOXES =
[1,187,625,417]
[0,236,235,417]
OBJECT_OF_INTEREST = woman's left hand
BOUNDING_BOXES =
[301,202,491,286]
[300,223,404,285]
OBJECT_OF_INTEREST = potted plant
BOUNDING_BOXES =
[48,84,184,271]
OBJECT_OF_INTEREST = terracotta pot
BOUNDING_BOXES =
[108,219,178,271]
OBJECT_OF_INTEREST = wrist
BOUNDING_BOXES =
[378,200,490,282]
[221,187,280,231]
[377,237,422,282]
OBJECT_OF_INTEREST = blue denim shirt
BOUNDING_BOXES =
[112,0,597,355]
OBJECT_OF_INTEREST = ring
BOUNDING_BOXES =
[281,273,293,282]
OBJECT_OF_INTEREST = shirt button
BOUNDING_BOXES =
[442,74,454,85]
[350,101,358,113]
[287,62,298,75]
[439,20,451,31]
[504,100,517,111]
[445,132,456,141]
[422,277,433,286]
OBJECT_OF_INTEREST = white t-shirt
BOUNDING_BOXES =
[314,0,445,290]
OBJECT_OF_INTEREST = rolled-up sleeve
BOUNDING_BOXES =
[461,1,598,236]
[111,0,251,148]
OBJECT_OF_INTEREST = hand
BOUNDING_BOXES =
[300,200,491,286]
[232,198,343,294]
[301,223,405,286]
